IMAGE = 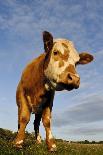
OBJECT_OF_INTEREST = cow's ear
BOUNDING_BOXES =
[43,31,53,53]
[78,52,94,65]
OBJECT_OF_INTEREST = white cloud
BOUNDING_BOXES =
[0,0,102,53]
[54,121,103,141]
[53,94,103,127]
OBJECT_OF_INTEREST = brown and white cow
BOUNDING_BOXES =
[14,31,93,151]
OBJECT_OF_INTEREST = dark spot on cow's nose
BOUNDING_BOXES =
[67,73,80,88]
[68,74,72,81]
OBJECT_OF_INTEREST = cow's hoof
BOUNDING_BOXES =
[36,139,42,144]
[14,144,23,149]
[49,144,57,152]
[13,140,23,149]
[35,134,42,144]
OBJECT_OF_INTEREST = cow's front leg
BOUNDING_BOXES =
[14,94,31,148]
[34,113,42,144]
[42,107,56,152]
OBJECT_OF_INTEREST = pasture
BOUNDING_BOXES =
[0,128,103,155]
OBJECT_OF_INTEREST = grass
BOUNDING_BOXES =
[0,128,103,155]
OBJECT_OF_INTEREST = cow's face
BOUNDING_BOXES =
[43,31,94,91]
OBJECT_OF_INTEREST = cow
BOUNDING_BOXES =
[14,31,93,151]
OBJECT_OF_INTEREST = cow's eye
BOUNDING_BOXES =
[53,51,58,55]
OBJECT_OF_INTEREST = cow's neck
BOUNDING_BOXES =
[44,79,56,91]
[29,54,54,105]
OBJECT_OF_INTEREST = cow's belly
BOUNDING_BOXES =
[27,95,47,114]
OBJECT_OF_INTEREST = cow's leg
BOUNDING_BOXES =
[42,106,56,152]
[34,113,42,144]
[18,107,20,131]
[14,93,31,148]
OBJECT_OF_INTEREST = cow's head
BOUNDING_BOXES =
[43,31,94,91]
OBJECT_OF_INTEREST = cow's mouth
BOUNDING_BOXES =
[46,79,79,91]
[56,82,79,91]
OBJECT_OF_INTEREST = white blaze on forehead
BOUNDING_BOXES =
[54,38,69,54]
[53,41,64,54]
[54,39,80,63]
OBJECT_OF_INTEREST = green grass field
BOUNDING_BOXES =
[0,128,103,155]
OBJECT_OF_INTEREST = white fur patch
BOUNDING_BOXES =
[47,116,50,120]
[53,41,65,54]
[69,41,80,62]
[16,140,23,145]
[49,130,53,139]
[52,144,56,148]
[37,134,41,143]
[45,83,50,91]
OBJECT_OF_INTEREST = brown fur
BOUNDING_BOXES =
[65,64,77,74]
[16,54,49,110]
[14,52,56,151]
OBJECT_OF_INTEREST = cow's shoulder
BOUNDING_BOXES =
[23,53,45,75]
[20,53,46,90]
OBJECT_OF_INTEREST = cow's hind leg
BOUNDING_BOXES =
[34,113,42,144]
[42,106,57,152]
[14,93,31,148]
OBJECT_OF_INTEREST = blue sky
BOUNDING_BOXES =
[0,0,103,141]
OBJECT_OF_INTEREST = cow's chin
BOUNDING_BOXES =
[55,83,79,91]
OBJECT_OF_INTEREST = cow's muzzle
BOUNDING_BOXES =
[56,73,80,91]
[67,73,80,89]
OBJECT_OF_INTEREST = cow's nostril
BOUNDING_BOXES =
[68,74,72,80]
